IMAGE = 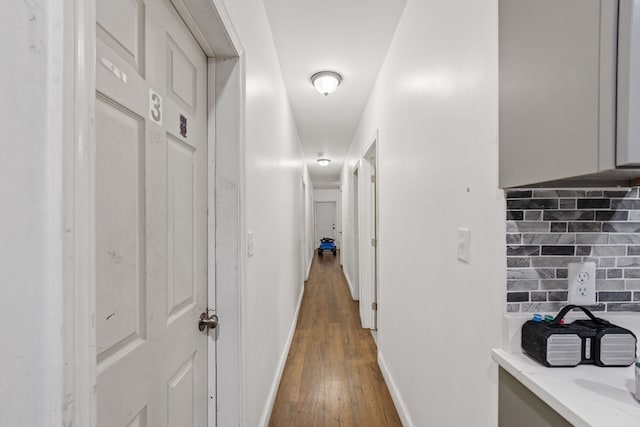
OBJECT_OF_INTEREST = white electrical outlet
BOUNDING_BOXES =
[568,262,596,305]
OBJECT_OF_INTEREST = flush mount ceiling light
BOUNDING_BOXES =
[311,71,342,96]
[317,158,331,167]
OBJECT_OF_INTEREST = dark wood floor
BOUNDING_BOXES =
[269,252,402,427]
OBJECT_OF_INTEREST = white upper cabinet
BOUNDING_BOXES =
[618,0,640,165]
[499,0,640,188]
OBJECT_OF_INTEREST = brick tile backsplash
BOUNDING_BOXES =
[506,187,640,313]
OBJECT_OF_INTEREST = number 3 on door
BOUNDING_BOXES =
[149,88,163,126]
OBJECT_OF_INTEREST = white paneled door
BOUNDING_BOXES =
[315,201,336,245]
[95,1,210,426]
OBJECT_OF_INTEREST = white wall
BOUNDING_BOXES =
[0,1,65,426]
[222,1,313,426]
[313,189,342,250]
[304,176,315,280]
[341,1,505,426]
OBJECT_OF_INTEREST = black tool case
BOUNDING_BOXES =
[521,305,637,367]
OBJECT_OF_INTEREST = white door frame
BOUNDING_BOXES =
[63,1,245,426]
[351,162,361,301]
[368,140,380,332]
[302,178,309,281]
[358,131,379,331]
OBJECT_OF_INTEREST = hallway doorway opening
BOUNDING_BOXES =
[358,134,379,332]
[315,201,337,246]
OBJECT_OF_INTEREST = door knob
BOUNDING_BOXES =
[198,312,218,331]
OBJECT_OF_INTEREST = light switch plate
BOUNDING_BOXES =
[457,228,470,263]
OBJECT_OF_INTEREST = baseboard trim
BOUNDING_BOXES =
[306,255,313,281]
[343,270,359,301]
[378,350,415,427]
[257,286,305,427]
[344,270,353,297]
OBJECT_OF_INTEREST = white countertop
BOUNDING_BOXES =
[494,312,640,427]
[492,349,640,427]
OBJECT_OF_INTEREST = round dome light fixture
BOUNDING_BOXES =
[317,158,331,167]
[311,71,342,96]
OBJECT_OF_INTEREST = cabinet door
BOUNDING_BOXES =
[617,0,640,166]
[499,0,617,188]
[499,369,572,427]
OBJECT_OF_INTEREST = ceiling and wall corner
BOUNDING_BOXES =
[263,0,407,190]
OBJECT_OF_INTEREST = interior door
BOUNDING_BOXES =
[95,1,210,426]
[315,201,336,244]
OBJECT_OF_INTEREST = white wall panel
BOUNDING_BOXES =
[167,35,196,111]
[126,408,147,427]
[96,0,144,74]
[167,136,196,322]
[0,1,66,425]
[222,1,313,426]
[341,1,505,425]
[167,355,196,427]
[95,96,146,364]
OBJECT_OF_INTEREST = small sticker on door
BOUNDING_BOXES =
[149,89,163,126]
[180,114,187,138]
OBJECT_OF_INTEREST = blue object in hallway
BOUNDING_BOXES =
[318,237,337,257]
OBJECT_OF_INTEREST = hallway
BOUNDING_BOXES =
[3,0,509,425]
[269,253,401,427]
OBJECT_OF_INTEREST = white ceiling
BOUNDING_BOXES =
[263,0,407,189]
